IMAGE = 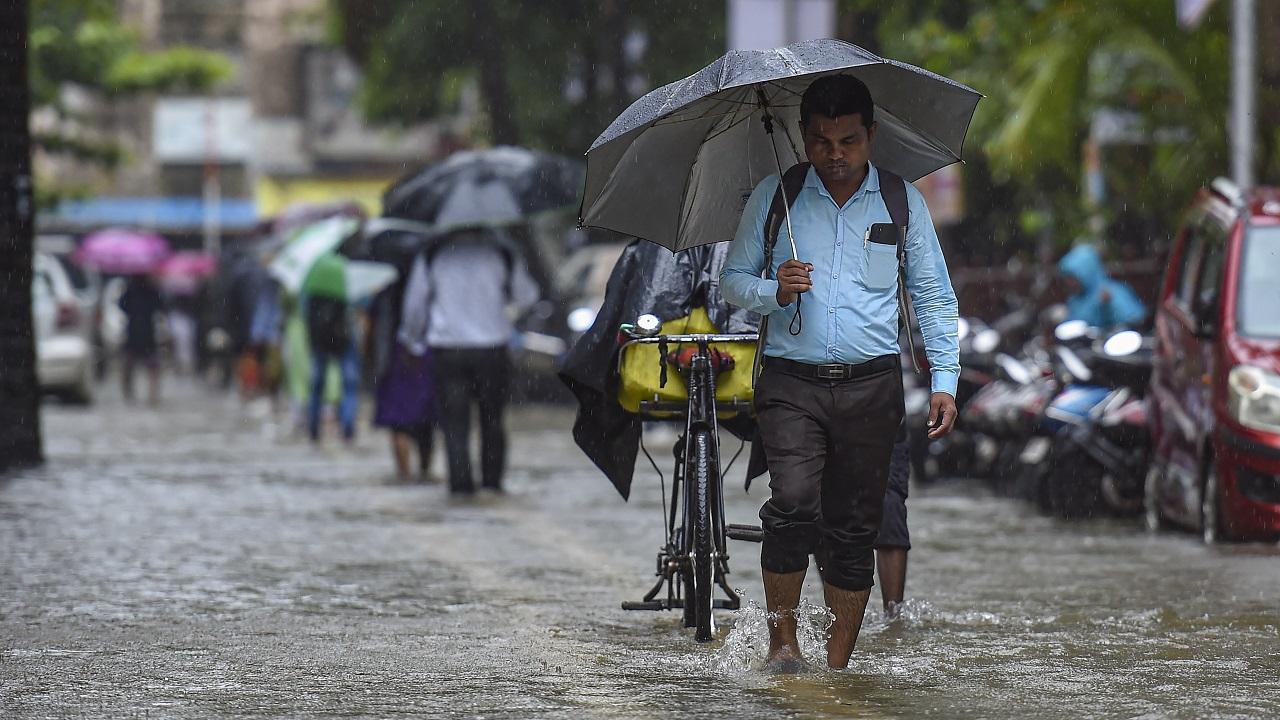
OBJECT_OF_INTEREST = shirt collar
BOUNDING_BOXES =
[803,162,880,202]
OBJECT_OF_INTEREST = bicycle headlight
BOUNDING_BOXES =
[1228,365,1280,434]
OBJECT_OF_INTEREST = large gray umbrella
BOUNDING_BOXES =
[579,38,981,254]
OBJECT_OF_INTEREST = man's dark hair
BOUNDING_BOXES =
[800,74,874,130]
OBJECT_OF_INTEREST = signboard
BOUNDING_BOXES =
[153,97,252,163]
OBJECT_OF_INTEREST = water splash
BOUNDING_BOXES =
[712,596,834,674]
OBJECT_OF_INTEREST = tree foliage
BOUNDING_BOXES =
[842,0,1260,261]
[30,0,233,176]
[331,0,724,155]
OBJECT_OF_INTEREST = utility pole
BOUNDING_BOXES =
[1232,0,1256,187]
[203,99,222,258]
[0,0,44,471]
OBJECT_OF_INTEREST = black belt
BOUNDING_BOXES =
[765,355,898,380]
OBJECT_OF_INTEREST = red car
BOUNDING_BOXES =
[1147,178,1280,542]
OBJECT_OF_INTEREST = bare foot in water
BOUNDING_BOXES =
[763,643,808,674]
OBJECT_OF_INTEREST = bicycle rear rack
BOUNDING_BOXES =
[638,399,754,416]
[622,544,746,613]
[621,524,764,613]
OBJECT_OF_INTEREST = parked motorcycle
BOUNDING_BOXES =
[907,317,1004,483]
[909,301,1042,484]
[1037,324,1154,518]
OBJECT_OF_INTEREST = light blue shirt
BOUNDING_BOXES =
[721,163,960,396]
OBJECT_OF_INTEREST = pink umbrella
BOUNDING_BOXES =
[74,228,171,274]
[156,251,218,295]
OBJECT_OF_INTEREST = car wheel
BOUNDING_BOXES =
[1201,465,1226,544]
[1144,463,1168,532]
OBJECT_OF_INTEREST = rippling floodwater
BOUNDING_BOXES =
[3,384,1279,718]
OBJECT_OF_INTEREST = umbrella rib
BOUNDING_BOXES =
[759,77,959,161]
[649,94,765,129]
[760,79,804,102]
[699,97,768,146]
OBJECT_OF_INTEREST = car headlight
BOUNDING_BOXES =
[1228,365,1280,434]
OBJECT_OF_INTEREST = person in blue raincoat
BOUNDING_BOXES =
[1057,244,1146,329]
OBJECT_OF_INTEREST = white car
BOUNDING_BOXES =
[33,252,95,404]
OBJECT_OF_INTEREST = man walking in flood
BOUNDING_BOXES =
[722,74,960,670]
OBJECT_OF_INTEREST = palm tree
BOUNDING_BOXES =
[986,0,1230,237]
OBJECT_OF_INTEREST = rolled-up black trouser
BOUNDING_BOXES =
[755,356,905,591]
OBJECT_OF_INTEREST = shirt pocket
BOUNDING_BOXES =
[860,241,899,290]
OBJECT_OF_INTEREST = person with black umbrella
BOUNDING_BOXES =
[722,74,960,671]
[397,228,539,495]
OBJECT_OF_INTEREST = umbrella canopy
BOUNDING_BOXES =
[267,216,361,294]
[579,38,982,252]
[74,228,171,274]
[156,250,218,295]
[382,146,582,232]
[302,253,398,303]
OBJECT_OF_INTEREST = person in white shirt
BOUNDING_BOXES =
[398,229,539,494]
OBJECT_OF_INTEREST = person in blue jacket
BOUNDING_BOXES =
[1057,244,1146,329]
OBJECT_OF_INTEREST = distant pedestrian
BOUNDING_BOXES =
[166,291,199,375]
[305,291,359,444]
[118,274,165,405]
[398,229,538,495]
[874,424,913,618]
[248,277,285,405]
[370,280,437,483]
[1057,244,1146,330]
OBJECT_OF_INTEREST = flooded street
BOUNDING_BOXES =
[4,385,1280,719]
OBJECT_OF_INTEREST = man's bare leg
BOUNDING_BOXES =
[823,583,872,669]
[762,568,807,672]
[875,548,907,618]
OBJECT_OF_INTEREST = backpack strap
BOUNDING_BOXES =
[753,162,810,387]
[762,162,811,281]
[877,168,922,373]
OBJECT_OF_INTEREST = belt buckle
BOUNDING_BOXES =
[817,364,847,380]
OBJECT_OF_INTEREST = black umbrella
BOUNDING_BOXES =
[579,38,982,254]
[383,146,582,229]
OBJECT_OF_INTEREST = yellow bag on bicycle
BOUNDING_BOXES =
[616,307,758,417]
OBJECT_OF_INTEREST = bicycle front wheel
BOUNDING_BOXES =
[688,427,716,643]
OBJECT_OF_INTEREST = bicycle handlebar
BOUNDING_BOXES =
[622,333,760,344]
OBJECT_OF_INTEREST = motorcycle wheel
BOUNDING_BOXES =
[1048,440,1103,519]
[992,443,1022,496]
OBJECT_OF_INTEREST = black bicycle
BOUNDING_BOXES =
[616,316,764,642]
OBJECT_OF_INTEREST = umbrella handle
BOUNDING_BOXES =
[757,88,803,337]
[756,88,800,262]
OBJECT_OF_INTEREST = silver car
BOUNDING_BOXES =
[33,252,95,404]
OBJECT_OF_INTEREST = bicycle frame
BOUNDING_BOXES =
[620,331,758,637]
